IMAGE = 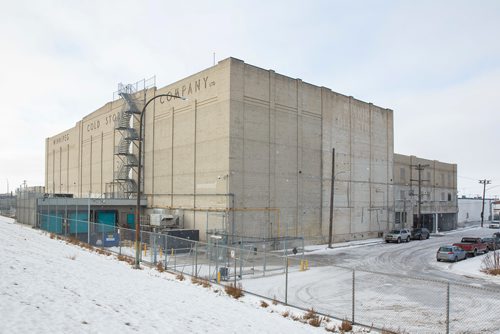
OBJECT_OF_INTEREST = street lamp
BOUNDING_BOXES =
[135,93,187,269]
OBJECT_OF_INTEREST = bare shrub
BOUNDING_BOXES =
[302,308,317,320]
[176,273,185,281]
[156,262,165,273]
[282,310,290,318]
[192,277,212,288]
[340,319,353,332]
[308,317,322,327]
[225,283,244,299]
[291,314,301,322]
[481,251,500,275]
[260,300,269,308]
[50,233,55,239]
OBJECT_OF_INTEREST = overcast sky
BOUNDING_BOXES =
[1,0,499,198]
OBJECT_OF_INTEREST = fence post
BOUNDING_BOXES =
[164,235,168,270]
[352,270,355,324]
[195,242,198,277]
[153,233,157,265]
[119,228,122,255]
[263,244,267,277]
[239,240,243,279]
[285,255,289,305]
[446,282,450,334]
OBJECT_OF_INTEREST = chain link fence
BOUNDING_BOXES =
[36,212,500,333]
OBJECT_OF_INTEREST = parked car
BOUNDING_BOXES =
[481,237,500,251]
[411,228,430,240]
[489,221,500,229]
[436,245,467,262]
[385,229,411,243]
[453,237,488,257]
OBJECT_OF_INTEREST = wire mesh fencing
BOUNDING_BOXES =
[35,213,500,333]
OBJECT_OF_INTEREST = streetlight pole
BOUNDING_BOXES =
[135,93,187,269]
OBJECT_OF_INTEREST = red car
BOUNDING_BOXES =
[453,237,488,257]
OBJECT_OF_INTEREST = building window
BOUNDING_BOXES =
[448,193,452,201]
[441,173,445,186]
[448,173,452,187]
[395,212,401,224]
[400,168,406,182]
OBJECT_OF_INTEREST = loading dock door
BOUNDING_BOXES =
[96,211,116,233]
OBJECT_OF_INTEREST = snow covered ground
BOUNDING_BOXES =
[0,216,370,334]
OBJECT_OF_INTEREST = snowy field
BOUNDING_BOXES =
[0,216,371,334]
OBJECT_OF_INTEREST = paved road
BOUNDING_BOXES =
[305,225,500,288]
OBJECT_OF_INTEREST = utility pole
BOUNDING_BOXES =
[479,179,491,227]
[410,164,429,228]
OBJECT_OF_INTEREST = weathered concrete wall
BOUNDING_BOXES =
[45,57,395,243]
[228,59,394,242]
[393,154,458,229]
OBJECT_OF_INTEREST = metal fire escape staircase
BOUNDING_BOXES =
[113,86,144,198]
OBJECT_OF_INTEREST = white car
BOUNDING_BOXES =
[385,229,411,243]
[489,221,500,229]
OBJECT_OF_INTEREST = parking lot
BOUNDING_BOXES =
[241,225,500,333]
[305,225,499,287]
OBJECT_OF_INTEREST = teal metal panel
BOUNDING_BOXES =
[96,211,116,233]
[68,212,89,233]
[41,212,63,234]
[127,213,135,229]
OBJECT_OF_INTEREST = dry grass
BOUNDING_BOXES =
[156,262,165,273]
[340,319,353,332]
[302,308,317,320]
[49,233,56,239]
[117,254,135,265]
[481,251,500,275]
[260,300,269,308]
[192,277,212,289]
[224,283,244,299]
[308,317,322,327]
[281,310,290,318]
[176,273,185,281]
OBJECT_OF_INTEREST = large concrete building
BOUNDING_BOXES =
[393,154,458,231]
[45,57,395,243]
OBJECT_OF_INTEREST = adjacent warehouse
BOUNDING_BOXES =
[44,58,395,243]
[393,154,458,231]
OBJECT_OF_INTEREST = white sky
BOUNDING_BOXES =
[1,0,499,198]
